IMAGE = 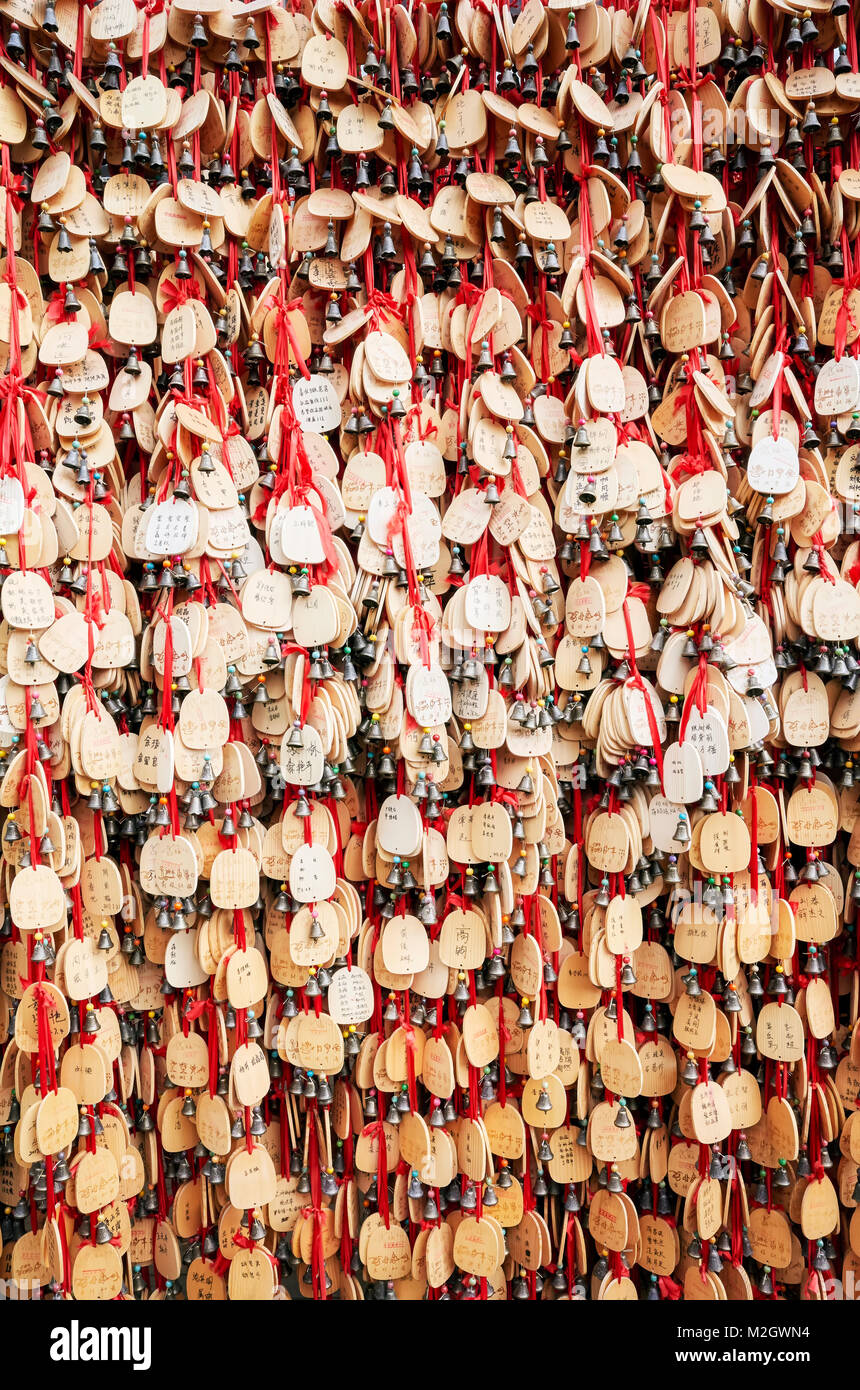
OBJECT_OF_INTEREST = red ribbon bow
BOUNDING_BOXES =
[160,277,203,314]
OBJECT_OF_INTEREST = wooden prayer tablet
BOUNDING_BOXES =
[0,0,859,1314]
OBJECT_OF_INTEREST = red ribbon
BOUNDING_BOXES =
[362,1120,390,1228]
[620,586,665,788]
[160,276,203,314]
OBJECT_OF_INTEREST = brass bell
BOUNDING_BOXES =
[534,1081,553,1113]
